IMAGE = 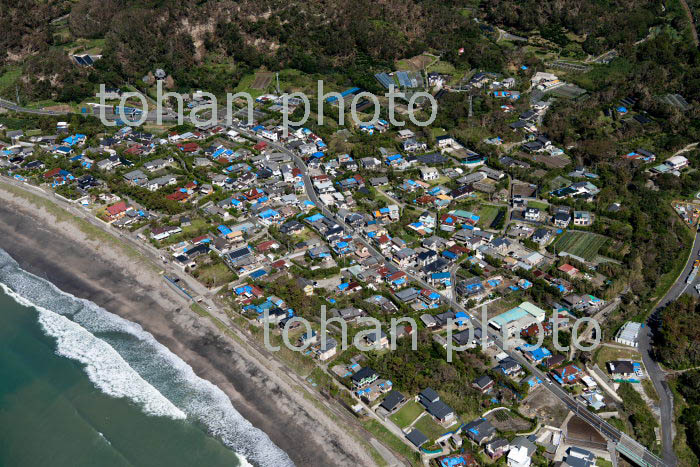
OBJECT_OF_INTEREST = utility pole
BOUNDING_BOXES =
[15,84,20,105]
[276,73,280,94]
[468,94,473,118]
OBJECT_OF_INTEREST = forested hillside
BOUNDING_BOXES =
[2,0,697,103]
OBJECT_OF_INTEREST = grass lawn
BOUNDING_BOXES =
[527,200,549,211]
[552,230,608,261]
[594,345,641,370]
[194,262,236,287]
[477,204,501,228]
[412,414,454,442]
[426,60,456,75]
[363,419,421,466]
[390,400,424,428]
[0,66,22,94]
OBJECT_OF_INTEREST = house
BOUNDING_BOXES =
[532,228,551,244]
[563,447,597,467]
[507,445,531,467]
[464,418,496,445]
[552,364,583,385]
[317,335,338,361]
[573,211,593,226]
[553,210,571,228]
[397,129,415,139]
[406,429,429,448]
[379,390,406,413]
[558,264,579,277]
[542,354,566,370]
[105,201,128,221]
[472,375,494,393]
[607,360,639,379]
[365,330,389,349]
[498,356,523,376]
[486,438,510,460]
[524,207,540,222]
[351,367,379,388]
[419,167,440,181]
[665,155,689,170]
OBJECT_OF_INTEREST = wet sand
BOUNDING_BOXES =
[0,185,376,467]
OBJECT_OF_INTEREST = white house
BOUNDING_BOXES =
[261,129,278,141]
[524,207,540,222]
[398,129,415,139]
[665,155,689,170]
[420,167,440,182]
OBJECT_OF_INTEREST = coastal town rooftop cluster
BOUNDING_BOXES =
[0,67,680,466]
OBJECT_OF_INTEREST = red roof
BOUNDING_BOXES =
[387,271,406,281]
[125,145,144,155]
[166,191,189,202]
[43,168,61,179]
[243,188,263,200]
[376,234,391,244]
[558,264,578,275]
[253,142,267,151]
[178,142,199,153]
[416,195,436,205]
[192,235,209,244]
[106,201,127,216]
[250,285,264,297]
[255,240,279,252]
[271,259,287,269]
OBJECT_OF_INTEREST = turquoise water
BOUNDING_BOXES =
[0,250,293,467]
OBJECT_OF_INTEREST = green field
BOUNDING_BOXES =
[389,400,423,428]
[412,414,455,442]
[477,204,501,228]
[527,200,549,211]
[552,230,608,261]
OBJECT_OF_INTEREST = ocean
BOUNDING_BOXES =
[0,249,293,467]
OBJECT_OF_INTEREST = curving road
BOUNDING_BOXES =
[639,227,700,467]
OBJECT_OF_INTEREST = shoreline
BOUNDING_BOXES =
[0,183,380,467]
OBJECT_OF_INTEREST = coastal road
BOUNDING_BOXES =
[232,125,668,467]
[639,227,700,467]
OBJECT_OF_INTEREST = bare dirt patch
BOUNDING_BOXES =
[519,386,569,427]
[251,72,274,90]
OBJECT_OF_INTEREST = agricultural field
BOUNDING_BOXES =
[486,408,533,432]
[251,72,274,90]
[552,230,608,261]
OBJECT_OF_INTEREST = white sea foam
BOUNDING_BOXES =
[0,249,293,467]
[0,282,187,420]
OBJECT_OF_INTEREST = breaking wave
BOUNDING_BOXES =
[0,249,292,467]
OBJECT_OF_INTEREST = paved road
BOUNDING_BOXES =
[639,227,700,467]
[0,98,67,116]
[232,125,668,467]
[0,97,178,122]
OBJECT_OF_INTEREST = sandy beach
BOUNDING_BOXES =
[0,183,379,467]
